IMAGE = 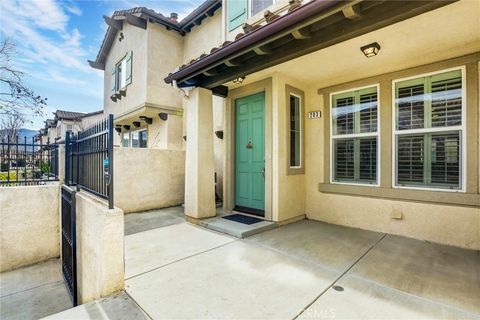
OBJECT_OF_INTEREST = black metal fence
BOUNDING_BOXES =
[0,136,58,186]
[65,114,114,209]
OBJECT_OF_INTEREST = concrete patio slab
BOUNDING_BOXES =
[0,258,62,297]
[125,222,235,278]
[247,219,385,273]
[349,235,480,314]
[125,241,338,320]
[125,206,185,235]
[298,274,478,320]
[1,282,71,320]
[43,291,149,320]
[198,215,276,238]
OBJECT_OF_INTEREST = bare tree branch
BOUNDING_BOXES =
[0,38,47,117]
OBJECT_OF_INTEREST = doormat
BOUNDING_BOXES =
[222,214,263,225]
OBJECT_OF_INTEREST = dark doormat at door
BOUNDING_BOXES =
[222,214,263,225]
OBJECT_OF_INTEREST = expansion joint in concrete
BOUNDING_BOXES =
[293,233,388,319]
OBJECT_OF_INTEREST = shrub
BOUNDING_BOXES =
[0,171,17,181]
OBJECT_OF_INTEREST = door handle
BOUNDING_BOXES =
[262,167,265,178]
[246,141,253,149]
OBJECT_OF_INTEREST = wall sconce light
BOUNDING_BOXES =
[215,130,224,139]
[158,112,168,121]
[133,121,141,128]
[360,42,380,58]
[233,76,245,84]
[139,116,153,124]
[122,125,130,130]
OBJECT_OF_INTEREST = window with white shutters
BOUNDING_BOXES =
[331,86,379,185]
[394,68,463,190]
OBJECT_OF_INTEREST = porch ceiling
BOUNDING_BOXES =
[165,0,462,90]
[236,0,480,90]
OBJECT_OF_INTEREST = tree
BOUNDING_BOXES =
[0,110,25,142]
[0,38,47,117]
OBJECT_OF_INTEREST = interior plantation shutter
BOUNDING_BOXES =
[431,131,460,187]
[228,0,248,31]
[397,81,425,130]
[125,51,133,86]
[430,71,462,128]
[397,135,424,185]
[334,139,355,181]
[111,67,116,93]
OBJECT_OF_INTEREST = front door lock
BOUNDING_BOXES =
[246,141,253,149]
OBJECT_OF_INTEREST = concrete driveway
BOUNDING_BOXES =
[47,215,480,319]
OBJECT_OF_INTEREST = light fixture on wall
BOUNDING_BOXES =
[360,42,381,58]
[233,76,245,84]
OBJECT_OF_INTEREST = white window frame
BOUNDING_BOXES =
[391,66,466,192]
[329,84,381,187]
[289,92,302,170]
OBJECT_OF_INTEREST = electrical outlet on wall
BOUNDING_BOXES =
[391,209,403,220]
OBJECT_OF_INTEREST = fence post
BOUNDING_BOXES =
[65,131,71,185]
[108,114,114,209]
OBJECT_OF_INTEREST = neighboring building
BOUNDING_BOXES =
[90,0,480,249]
[38,110,104,142]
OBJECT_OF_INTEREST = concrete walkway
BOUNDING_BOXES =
[0,259,72,320]
[45,213,480,319]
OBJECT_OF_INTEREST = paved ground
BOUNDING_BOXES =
[46,209,480,320]
[124,206,185,235]
[0,259,72,320]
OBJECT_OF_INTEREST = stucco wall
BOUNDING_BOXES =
[75,190,124,304]
[183,8,223,64]
[146,23,184,109]
[0,184,60,272]
[114,148,185,213]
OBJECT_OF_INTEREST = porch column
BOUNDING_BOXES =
[184,87,216,219]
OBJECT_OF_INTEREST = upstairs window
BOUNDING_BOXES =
[111,51,133,94]
[393,68,464,190]
[251,0,273,16]
[331,86,379,185]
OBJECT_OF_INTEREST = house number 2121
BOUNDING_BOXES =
[308,111,321,119]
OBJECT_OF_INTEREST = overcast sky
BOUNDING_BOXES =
[0,0,204,129]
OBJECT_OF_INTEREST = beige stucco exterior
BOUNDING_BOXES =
[0,184,60,272]
[114,148,185,213]
[75,190,124,303]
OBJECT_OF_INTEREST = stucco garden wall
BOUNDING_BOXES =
[0,184,60,272]
[75,190,124,304]
[114,148,185,213]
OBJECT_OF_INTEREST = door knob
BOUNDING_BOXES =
[246,141,253,149]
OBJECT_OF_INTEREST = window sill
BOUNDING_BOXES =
[318,183,480,207]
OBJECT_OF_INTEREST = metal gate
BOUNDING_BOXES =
[61,185,77,306]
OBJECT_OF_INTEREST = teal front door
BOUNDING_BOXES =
[235,92,265,215]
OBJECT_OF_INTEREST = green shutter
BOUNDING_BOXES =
[228,0,248,31]
[125,51,132,86]
[111,66,116,93]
